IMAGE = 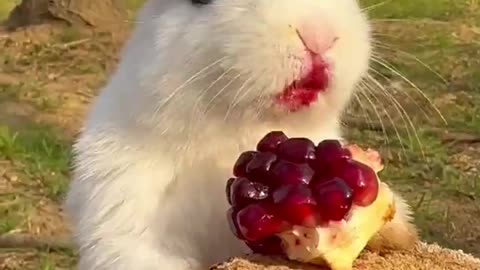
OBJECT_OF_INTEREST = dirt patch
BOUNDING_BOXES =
[450,145,480,177]
[0,23,129,137]
[0,250,75,270]
[420,197,480,257]
[0,162,70,238]
[0,24,125,269]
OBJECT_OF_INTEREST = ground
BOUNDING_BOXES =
[0,0,479,269]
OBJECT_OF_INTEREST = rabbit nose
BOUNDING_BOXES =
[295,23,338,55]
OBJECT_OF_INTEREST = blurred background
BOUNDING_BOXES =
[0,0,479,269]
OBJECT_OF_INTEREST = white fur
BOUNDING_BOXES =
[64,0,372,269]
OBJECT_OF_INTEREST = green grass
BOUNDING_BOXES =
[0,124,71,244]
[124,0,146,11]
[0,0,18,21]
[351,0,480,251]
[362,0,467,20]
[0,125,71,200]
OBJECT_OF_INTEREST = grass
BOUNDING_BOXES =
[353,0,480,251]
[124,0,146,11]
[0,125,71,200]
[0,0,479,269]
[0,0,145,20]
[0,124,71,238]
[362,0,468,20]
[0,124,75,269]
[0,0,18,21]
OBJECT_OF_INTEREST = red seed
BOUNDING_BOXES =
[235,203,291,242]
[257,131,289,152]
[313,178,353,221]
[226,178,236,205]
[227,135,381,253]
[246,236,285,255]
[234,151,258,177]
[333,159,379,207]
[277,138,316,163]
[246,152,277,183]
[314,140,352,173]
[270,160,314,186]
[229,177,269,208]
[227,208,245,240]
[272,184,318,227]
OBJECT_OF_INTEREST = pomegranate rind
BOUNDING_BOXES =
[277,182,396,270]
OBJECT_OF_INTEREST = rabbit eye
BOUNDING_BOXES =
[191,0,212,5]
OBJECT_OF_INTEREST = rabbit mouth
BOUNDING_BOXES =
[275,62,331,112]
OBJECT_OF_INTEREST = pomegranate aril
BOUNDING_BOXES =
[277,138,316,163]
[333,159,379,207]
[257,131,289,152]
[314,140,352,172]
[234,151,258,177]
[313,177,353,221]
[227,208,244,240]
[226,178,235,205]
[272,184,318,227]
[272,184,314,205]
[226,134,393,265]
[246,236,285,255]
[246,152,277,182]
[270,160,314,186]
[229,177,269,208]
[235,203,291,242]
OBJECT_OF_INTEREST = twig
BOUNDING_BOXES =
[61,38,91,48]
[413,192,427,212]
[344,117,480,145]
[49,38,91,49]
[0,234,73,250]
[441,133,480,144]
[452,189,477,201]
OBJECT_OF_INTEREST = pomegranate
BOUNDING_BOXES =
[226,131,396,270]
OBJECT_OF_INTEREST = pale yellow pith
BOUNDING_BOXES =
[278,182,396,270]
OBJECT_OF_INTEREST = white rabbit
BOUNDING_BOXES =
[64,0,417,269]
